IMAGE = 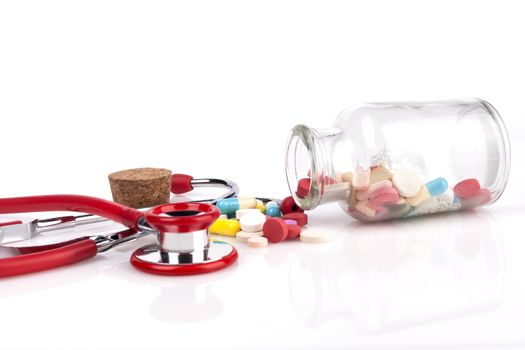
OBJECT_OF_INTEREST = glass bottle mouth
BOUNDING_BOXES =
[285,125,334,210]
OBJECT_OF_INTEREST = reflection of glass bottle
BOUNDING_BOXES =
[286,99,511,221]
[288,211,509,332]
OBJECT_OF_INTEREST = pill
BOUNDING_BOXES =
[280,196,304,215]
[265,201,281,217]
[320,175,336,185]
[262,218,288,243]
[426,177,448,197]
[208,218,241,237]
[406,185,430,206]
[286,223,302,239]
[355,200,376,217]
[256,199,266,213]
[369,185,398,201]
[300,229,331,243]
[236,208,261,220]
[453,178,481,199]
[352,167,370,191]
[342,171,353,183]
[392,169,423,197]
[282,212,308,226]
[369,179,392,193]
[239,212,266,232]
[216,197,257,214]
[247,236,268,248]
[370,188,399,206]
[369,165,393,184]
[236,231,263,243]
[296,178,311,198]
[459,188,491,209]
[356,190,369,201]
[348,188,358,207]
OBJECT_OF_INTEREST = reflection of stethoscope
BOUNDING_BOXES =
[0,174,273,278]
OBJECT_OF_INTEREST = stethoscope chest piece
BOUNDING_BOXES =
[130,202,238,275]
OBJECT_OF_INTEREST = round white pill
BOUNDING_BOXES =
[247,236,268,248]
[300,229,331,243]
[239,212,266,233]
[235,208,261,220]
[392,169,423,197]
[236,231,263,243]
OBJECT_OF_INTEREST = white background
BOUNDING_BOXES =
[1,1,524,349]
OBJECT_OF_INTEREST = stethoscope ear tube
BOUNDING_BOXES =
[171,174,240,205]
[0,195,145,230]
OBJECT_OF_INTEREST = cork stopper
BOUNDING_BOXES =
[108,168,172,208]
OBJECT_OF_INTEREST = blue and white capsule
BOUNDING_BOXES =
[425,177,448,197]
[265,201,281,217]
[216,197,257,215]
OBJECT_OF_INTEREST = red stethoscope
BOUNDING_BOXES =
[0,174,244,278]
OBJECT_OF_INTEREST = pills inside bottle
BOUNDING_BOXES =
[286,99,510,222]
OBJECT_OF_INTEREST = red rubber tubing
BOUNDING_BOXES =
[0,220,23,227]
[0,195,144,230]
[0,238,98,278]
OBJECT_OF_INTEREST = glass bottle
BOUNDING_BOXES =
[285,99,511,222]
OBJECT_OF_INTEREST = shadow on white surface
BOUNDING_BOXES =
[288,209,509,333]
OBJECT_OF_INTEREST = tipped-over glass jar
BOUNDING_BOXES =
[286,99,510,222]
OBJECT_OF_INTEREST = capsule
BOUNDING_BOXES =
[216,197,257,215]
[265,201,281,217]
[208,218,241,237]
[256,199,266,214]
[426,177,448,197]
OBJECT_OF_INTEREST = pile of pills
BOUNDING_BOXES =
[297,163,492,221]
[208,196,326,247]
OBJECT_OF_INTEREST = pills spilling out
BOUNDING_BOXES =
[247,236,268,248]
[216,197,257,215]
[209,196,319,247]
[236,208,262,220]
[208,218,241,237]
[300,229,331,243]
[265,201,281,217]
[280,196,304,215]
[236,231,263,243]
[239,212,266,232]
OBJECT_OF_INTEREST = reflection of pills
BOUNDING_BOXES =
[247,236,268,248]
[300,229,331,243]
[236,231,263,243]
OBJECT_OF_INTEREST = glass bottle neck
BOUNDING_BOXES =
[285,125,343,210]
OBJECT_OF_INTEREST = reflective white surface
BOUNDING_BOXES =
[1,181,524,349]
[1,1,525,348]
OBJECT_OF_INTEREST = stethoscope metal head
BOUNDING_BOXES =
[131,202,238,275]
